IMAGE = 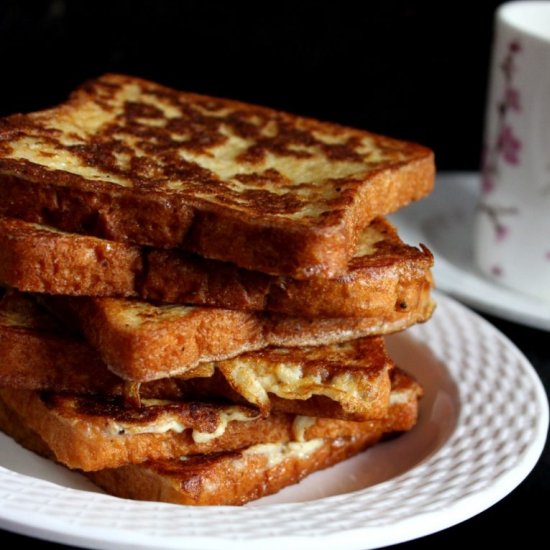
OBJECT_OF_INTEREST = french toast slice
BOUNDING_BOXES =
[0,216,434,318]
[0,389,417,506]
[0,368,421,472]
[0,73,434,278]
[41,293,433,381]
[88,435,377,506]
[0,290,392,420]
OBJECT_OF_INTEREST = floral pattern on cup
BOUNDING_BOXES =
[498,125,521,164]
[474,3,550,302]
[477,203,518,244]
[480,39,522,240]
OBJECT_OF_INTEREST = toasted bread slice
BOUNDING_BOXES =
[0,290,392,420]
[0,216,434,318]
[41,293,433,381]
[165,340,393,420]
[0,369,421,471]
[0,217,143,298]
[88,435,378,506]
[0,74,434,278]
[0,395,410,506]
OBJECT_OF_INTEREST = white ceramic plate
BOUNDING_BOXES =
[0,292,547,550]
[390,171,550,331]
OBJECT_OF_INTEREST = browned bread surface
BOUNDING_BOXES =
[0,290,392,420]
[0,368,421,471]
[0,290,123,394]
[46,295,264,381]
[173,339,393,420]
[0,217,143,297]
[42,293,433,381]
[0,216,434,319]
[88,433,379,506]
[0,395,406,506]
[0,74,434,278]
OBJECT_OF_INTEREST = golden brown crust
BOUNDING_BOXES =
[40,293,434,381]
[0,389,362,471]
[146,217,435,317]
[0,323,121,394]
[43,296,265,381]
[88,434,380,506]
[0,367,420,472]
[0,290,393,420]
[0,390,55,459]
[0,319,391,421]
[0,217,142,297]
[0,395,405,506]
[0,216,434,319]
[0,73,434,278]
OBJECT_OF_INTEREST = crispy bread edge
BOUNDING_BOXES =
[0,73,434,277]
[0,215,434,319]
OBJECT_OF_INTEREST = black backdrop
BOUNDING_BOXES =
[0,0,505,170]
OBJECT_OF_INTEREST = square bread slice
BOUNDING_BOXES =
[41,293,433,381]
[0,389,417,506]
[0,368,421,471]
[0,74,434,278]
[0,289,392,420]
[0,216,434,319]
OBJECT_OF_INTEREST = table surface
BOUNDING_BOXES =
[0,302,548,549]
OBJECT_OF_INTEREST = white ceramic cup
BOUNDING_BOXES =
[474,1,550,302]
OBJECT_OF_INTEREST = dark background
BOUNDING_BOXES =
[1,1,547,549]
[0,0,505,171]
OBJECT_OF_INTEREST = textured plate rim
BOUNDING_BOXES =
[0,291,547,550]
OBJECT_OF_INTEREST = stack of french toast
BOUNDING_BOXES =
[0,74,435,505]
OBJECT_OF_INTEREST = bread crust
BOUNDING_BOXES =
[0,217,142,297]
[0,368,421,471]
[0,290,393,420]
[0,216,434,319]
[0,73,434,278]
[38,292,433,381]
[88,434,380,506]
[0,392,416,506]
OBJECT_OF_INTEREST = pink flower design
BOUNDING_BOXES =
[491,265,503,277]
[495,223,509,241]
[480,38,522,231]
[501,56,515,80]
[545,250,550,261]
[498,125,522,165]
[481,171,495,194]
[505,87,521,111]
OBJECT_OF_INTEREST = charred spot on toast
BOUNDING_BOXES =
[0,74,432,223]
[349,218,434,270]
[39,392,258,434]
